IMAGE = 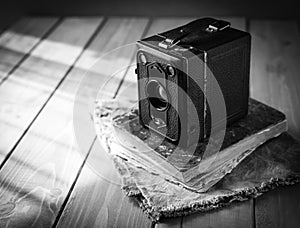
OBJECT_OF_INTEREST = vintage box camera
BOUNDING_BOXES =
[136,18,251,147]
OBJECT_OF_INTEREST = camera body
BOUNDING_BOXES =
[136,18,251,147]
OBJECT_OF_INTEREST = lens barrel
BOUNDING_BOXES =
[146,80,169,111]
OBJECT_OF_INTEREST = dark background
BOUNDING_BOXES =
[1,0,299,30]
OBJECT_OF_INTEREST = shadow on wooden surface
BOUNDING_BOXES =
[250,21,300,228]
[250,20,300,140]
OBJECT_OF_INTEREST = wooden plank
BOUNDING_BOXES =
[0,17,59,83]
[250,20,300,140]
[250,20,300,228]
[255,184,300,228]
[56,18,195,228]
[56,141,151,227]
[41,17,151,227]
[156,218,182,228]
[0,17,101,165]
[0,17,103,227]
[182,201,253,228]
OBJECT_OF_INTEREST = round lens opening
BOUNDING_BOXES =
[146,80,169,111]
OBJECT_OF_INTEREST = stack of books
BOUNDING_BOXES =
[95,99,287,192]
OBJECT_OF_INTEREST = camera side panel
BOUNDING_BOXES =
[206,34,251,131]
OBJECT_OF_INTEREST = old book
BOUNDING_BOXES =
[95,99,287,192]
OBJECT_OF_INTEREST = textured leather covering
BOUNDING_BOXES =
[137,17,251,147]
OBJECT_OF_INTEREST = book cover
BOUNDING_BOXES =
[95,99,287,192]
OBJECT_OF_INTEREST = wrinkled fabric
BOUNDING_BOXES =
[94,100,300,222]
[112,133,300,221]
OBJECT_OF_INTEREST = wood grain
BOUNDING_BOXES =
[182,201,253,228]
[156,218,182,228]
[251,20,300,228]
[57,141,151,228]
[70,18,151,155]
[0,17,58,83]
[54,17,151,227]
[250,20,300,140]
[0,17,101,165]
[0,17,103,227]
[57,18,195,228]
[255,184,300,228]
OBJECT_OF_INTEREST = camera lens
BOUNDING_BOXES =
[138,53,147,65]
[166,65,176,77]
[146,80,169,111]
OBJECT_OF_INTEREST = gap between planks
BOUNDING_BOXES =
[0,17,104,227]
[0,17,61,84]
[0,17,103,167]
[54,17,152,228]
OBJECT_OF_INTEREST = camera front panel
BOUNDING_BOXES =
[136,47,184,143]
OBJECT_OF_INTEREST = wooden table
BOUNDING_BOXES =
[0,16,299,228]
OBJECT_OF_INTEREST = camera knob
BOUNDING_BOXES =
[138,52,147,65]
[166,65,176,77]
